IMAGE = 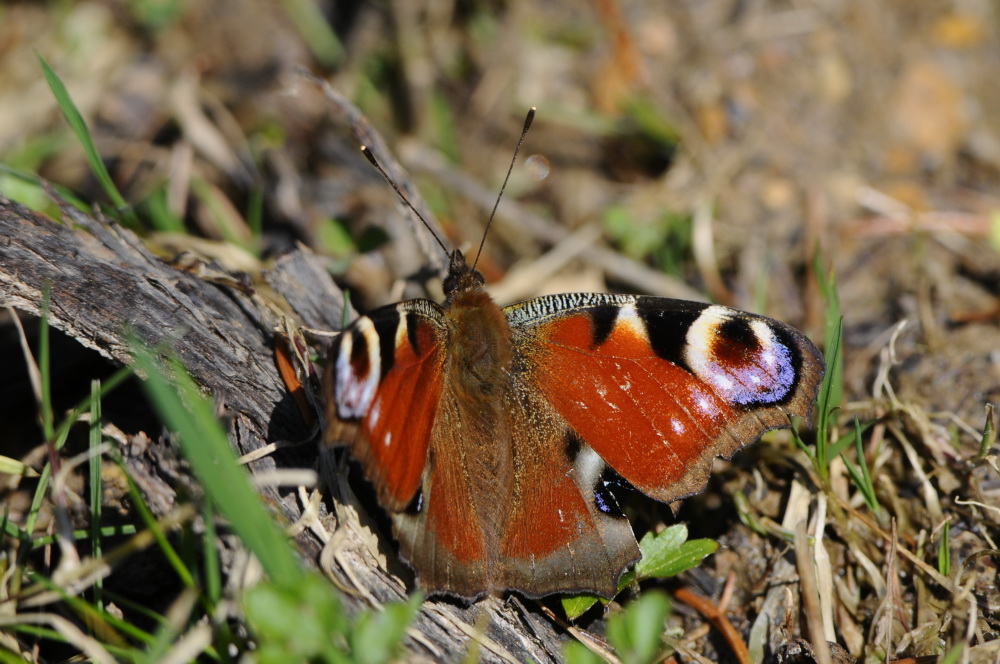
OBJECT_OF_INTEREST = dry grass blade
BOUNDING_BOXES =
[18,505,197,608]
[673,587,750,664]
[399,141,706,300]
[6,305,42,406]
[538,604,623,664]
[0,613,116,664]
[795,522,832,664]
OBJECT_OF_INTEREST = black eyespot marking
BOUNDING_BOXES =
[406,310,422,356]
[767,324,807,407]
[588,307,618,348]
[636,298,707,366]
[594,481,621,517]
[717,316,760,352]
[593,467,634,518]
[405,487,424,515]
[376,309,400,379]
[600,467,637,494]
[564,430,583,465]
[349,328,371,377]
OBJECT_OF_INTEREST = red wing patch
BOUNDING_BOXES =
[324,302,446,511]
[500,442,592,560]
[533,314,737,502]
[508,295,824,504]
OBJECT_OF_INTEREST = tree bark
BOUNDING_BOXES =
[0,194,564,663]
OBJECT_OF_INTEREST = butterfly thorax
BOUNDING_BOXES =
[444,279,514,401]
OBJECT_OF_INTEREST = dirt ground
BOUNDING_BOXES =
[1,0,999,661]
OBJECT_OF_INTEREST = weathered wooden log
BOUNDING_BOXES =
[0,194,565,663]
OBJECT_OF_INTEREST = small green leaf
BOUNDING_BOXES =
[605,591,671,664]
[561,525,718,620]
[244,578,348,664]
[562,640,603,664]
[562,591,606,621]
[349,593,423,664]
[245,579,419,664]
[635,525,718,580]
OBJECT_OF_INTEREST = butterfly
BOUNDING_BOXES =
[321,113,825,599]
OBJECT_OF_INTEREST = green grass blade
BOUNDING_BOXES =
[813,316,843,484]
[246,187,263,239]
[119,461,196,589]
[202,500,221,607]
[841,417,880,516]
[140,186,186,233]
[811,254,844,484]
[940,643,964,664]
[0,161,91,212]
[37,54,138,227]
[827,418,874,459]
[132,344,304,584]
[29,524,138,548]
[21,364,133,552]
[89,379,104,604]
[31,577,133,649]
[938,521,951,576]
[814,255,843,410]
[281,0,344,66]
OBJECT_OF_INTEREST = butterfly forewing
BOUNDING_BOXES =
[322,300,446,511]
[506,294,825,504]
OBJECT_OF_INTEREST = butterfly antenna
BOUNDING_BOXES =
[360,145,451,258]
[472,107,536,271]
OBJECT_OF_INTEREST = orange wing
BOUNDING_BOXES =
[506,294,825,504]
[322,300,446,511]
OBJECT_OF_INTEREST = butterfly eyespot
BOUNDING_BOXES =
[594,467,634,518]
[593,480,622,517]
[335,317,381,419]
[683,306,797,407]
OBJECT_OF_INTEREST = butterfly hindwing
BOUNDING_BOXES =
[390,378,639,597]
[506,294,824,504]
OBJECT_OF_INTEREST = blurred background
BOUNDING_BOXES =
[2,1,998,426]
[2,1,999,658]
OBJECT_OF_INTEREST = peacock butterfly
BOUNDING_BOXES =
[321,111,825,599]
